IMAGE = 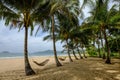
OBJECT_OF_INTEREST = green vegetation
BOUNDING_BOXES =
[0,0,120,76]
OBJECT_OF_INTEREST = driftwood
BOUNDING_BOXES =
[33,59,49,66]
[59,57,66,61]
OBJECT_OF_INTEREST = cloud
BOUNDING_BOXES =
[0,21,63,53]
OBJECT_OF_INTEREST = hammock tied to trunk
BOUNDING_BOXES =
[59,57,66,61]
[33,59,49,66]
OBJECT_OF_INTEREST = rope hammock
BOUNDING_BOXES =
[33,59,49,66]
[59,57,66,61]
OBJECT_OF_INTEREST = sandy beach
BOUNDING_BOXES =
[0,56,120,80]
[0,56,68,73]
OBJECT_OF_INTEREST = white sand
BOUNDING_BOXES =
[0,56,64,73]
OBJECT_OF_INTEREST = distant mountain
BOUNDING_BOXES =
[40,50,54,53]
[32,50,62,54]
[0,50,64,58]
[1,51,10,54]
[0,51,23,57]
[28,50,65,56]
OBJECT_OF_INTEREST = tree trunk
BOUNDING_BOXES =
[116,38,120,59]
[97,38,101,58]
[81,47,87,58]
[52,15,62,67]
[77,47,83,59]
[100,28,106,59]
[24,27,35,76]
[118,50,120,59]
[66,40,73,62]
[98,44,101,58]
[102,26,111,64]
[72,49,79,60]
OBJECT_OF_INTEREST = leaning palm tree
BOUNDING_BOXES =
[0,0,50,75]
[45,0,80,66]
[95,0,116,63]
[58,13,79,61]
[85,0,117,64]
[42,1,66,66]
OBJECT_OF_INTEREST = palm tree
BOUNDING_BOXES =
[46,0,80,66]
[77,46,83,59]
[51,15,62,66]
[109,7,120,57]
[98,0,118,63]
[69,41,79,60]
[85,0,117,64]
[66,41,73,62]
[58,12,80,61]
[43,13,78,63]
[100,27,106,59]
[96,33,102,58]
[48,0,92,64]
[0,0,50,75]
[58,20,74,62]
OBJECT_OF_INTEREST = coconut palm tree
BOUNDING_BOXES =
[96,0,119,63]
[51,15,62,66]
[58,17,74,62]
[44,0,80,66]
[0,0,50,75]
[58,11,80,61]
[85,0,117,64]
[43,12,79,62]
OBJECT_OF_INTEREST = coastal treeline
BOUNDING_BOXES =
[0,0,120,76]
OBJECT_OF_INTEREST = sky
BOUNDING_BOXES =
[0,0,89,53]
[0,21,64,53]
[0,0,114,53]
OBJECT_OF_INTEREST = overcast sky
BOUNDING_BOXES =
[0,1,88,53]
[0,21,64,53]
[0,0,114,53]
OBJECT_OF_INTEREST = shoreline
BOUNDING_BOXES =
[0,54,67,59]
[0,56,68,73]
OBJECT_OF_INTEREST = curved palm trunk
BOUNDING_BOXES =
[66,40,73,62]
[81,47,87,58]
[97,37,101,58]
[116,39,120,59]
[97,43,101,58]
[24,27,35,75]
[72,49,79,60]
[102,27,111,64]
[92,33,96,54]
[52,15,62,67]
[77,47,83,59]
[68,48,73,62]
[100,28,106,59]
[119,50,120,59]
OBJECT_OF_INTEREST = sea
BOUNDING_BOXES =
[0,50,67,59]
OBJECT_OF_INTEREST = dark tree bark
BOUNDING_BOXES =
[118,50,120,59]
[102,26,111,64]
[98,43,101,58]
[77,47,83,59]
[116,38,120,59]
[52,15,62,67]
[24,27,35,76]
[81,47,87,58]
[72,49,79,60]
[97,37,101,58]
[66,40,73,62]
[100,28,106,59]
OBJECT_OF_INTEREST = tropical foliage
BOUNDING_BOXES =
[0,0,120,76]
